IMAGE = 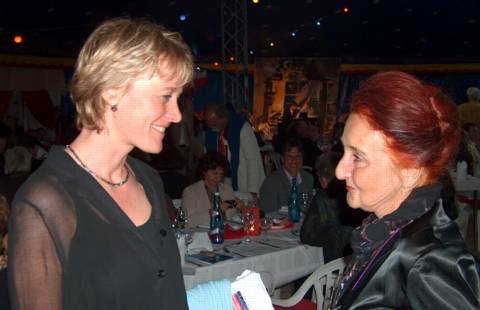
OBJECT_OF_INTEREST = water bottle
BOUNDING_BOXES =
[288,177,300,222]
[209,192,224,244]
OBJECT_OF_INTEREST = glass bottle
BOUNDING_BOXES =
[288,177,300,222]
[209,191,224,244]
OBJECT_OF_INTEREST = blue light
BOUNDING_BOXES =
[179,14,187,21]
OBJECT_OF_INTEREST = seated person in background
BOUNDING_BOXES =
[0,195,10,310]
[0,146,32,205]
[259,138,314,213]
[300,152,352,263]
[182,152,236,227]
[462,122,480,175]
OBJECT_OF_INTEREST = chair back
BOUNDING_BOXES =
[309,257,349,309]
[272,256,350,310]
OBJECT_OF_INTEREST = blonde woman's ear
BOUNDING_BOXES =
[101,88,122,106]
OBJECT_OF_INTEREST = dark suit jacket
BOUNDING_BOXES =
[336,201,480,309]
[259,168,314,213]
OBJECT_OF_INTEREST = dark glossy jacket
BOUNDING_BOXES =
[337,200,480,309]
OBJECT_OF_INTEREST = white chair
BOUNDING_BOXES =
[271,256,349,310]
[455,201,473,241]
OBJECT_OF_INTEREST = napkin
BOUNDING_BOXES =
[187,232,213,253]
[231,270,274,310]
[187,279,232,310]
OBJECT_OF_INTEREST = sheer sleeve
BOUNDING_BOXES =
[8,176,76,310]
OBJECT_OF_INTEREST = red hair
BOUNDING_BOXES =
[351,71,459,183]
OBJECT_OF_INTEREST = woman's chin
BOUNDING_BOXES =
[346,194,361,210]
[136,142,163,154]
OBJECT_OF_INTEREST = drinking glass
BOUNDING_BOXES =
[175,205,188,230]
[299,191,310,213]
[261,217,272,235]
[243,209,255,234]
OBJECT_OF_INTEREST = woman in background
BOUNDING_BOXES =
[331,71,479,309]
[182,152,236,227]
[0,195,10,310]
[9,18,193,310]
[300,152,353,263]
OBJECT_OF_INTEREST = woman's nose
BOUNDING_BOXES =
[167,100,182,123]
[335,155,350,180]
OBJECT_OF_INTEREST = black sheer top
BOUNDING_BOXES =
[8,146,188,310]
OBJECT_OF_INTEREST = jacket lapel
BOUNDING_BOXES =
[337,230,401,309]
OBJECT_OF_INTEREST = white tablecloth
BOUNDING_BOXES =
[182,231,324,290]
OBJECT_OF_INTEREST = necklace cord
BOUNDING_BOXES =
[65,145,130,188]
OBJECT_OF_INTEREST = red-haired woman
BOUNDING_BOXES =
[330,71,479,309]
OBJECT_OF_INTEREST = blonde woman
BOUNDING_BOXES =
[8,18,193,310]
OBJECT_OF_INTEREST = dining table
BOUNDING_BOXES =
[181,226,324,292]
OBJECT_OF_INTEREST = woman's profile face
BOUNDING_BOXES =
[203,166,224,188]
[106,73,183,154]
[335,113,411,218]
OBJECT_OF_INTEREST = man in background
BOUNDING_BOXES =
[204,104,265,198]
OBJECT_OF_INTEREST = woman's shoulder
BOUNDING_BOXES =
[394,202,471,263]
[182,180,204,195]
[218,182,235,197]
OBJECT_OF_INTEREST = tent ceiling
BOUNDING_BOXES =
[1,0,479,63]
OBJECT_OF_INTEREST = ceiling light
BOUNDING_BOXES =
[13,35,23,44]
[252,0,260,4]
[269,42,275,47]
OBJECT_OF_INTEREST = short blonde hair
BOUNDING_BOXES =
[71,18,194,131]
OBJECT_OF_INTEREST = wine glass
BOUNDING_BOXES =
[175,205,188,230]
[299,191,310,213]
[261,217,272,236]
[174,205,192,245]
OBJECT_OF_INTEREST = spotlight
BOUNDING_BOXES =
[315,20,322,27]
[249,50,254,55]
[229,56,235,62]
[13,35,23,44]
[291,31,296,37]
[252,0,260,4]
[269,42,275,47]
[179,14,187,21]
[213,61,220,67]
[342,6,349,13]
